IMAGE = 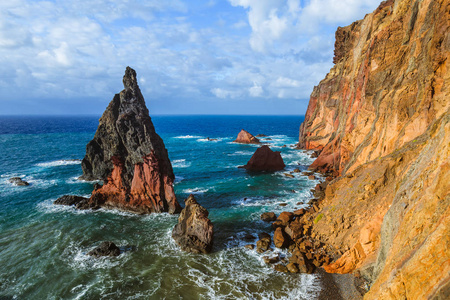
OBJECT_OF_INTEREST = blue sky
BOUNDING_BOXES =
[0,0,381,115]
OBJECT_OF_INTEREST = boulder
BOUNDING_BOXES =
[172,195,214,254]
[243,145,285,172]
[234,129,260,144]
[256,233,271,253]
[263,255,280,264]
[277,212,294,226]
[260,212,277,222]
[9,177,29,186]
[274,264,288,273]
[286,262,300,273]
[79,67,181,214]
[87,241,121,257]
[273,227,291,248]
[54,195,90,208]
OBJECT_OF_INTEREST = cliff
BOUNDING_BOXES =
[298,0,450,298]
[80,67,181,214]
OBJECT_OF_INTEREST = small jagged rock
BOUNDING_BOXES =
[9,177,29,186]
[234,129,260,144]
[87,241,121,257]
[274,264,288,273]
[245,244,255,250]
[260,212,277,222]
[172,195,214,254]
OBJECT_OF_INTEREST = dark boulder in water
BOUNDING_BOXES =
[172,194,214,254]
[54,195,89,206]
[9,177,29,186]
[78,67,181,214]
[243,145,285,172]
[87,241,121,257]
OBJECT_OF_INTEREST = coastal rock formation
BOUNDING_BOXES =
[297,0,450,299]
[172,195,214,254]
[9,177,29,186]
[54,195,90,208]
[87,241,121,257]
[243,145,285,171]
[234,129,260,144]
[79,67,181,214]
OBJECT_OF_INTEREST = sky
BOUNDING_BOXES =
[0,0,381,115]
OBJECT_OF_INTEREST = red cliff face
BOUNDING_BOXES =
[299,0,449,176]
[81,67,181,214]
[298,0,449,298]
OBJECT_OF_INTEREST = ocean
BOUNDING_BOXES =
[0,115,325,299]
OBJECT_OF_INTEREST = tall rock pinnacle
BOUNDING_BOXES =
[80,66,181,214]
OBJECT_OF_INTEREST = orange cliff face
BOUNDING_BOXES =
[299,0,449,176]
[81,67,181,214]
[298,0,450,299]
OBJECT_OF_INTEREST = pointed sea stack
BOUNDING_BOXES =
[234,129,260,144]
[244,145,285,171]
[172,194,214,254]
[79,67,181,214]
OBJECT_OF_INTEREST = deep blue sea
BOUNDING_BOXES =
[0,115,324,299]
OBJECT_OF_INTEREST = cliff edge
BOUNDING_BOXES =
[80,67,181,214]
[298,0,449,298]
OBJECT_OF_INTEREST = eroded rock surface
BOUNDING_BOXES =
[172,195,214,254]
[296,0,450,299]
[234,129,260,144]
[244,145,285,172]
[79,67,181,214]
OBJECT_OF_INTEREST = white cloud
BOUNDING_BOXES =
[249,82,263,97]
[211,88,241,99]
[0,0,382,115]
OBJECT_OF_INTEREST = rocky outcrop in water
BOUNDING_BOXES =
[54,195,90,208]
[243,145,285,171]
[172,195,214,254]
[79,67,181,214]
[87,241,121,257]
[234,129,260,144]
[9,177,29,186]
[296,0,450,298]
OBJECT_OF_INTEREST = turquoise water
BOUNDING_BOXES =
[0,115,323,299]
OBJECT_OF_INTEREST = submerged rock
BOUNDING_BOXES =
[234,129,260,144]
[79,67,181,214]
[243,145,285,172]
[9,177,29,186]
[87,241,121,257]
[172,195,214,254]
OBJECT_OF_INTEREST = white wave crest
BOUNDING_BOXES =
[182,188,209,194]
[172,159,191,168]
[35,160,81,168]
[173,135,203,139]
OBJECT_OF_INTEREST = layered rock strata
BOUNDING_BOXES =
[243,145,285,171]
[172,195,214,254]
[296,0,450,298]
[234,129,260,144]
[79,67,181,214]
